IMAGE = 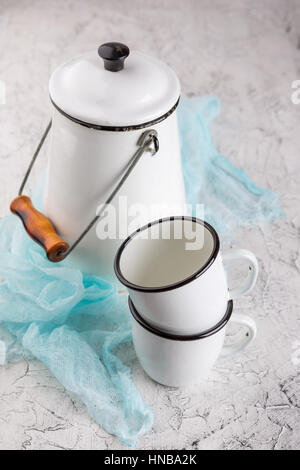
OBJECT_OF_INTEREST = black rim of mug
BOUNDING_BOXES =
[129,297,233,341]
[114,216,220,293]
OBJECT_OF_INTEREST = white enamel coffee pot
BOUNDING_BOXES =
[10,43,186,281]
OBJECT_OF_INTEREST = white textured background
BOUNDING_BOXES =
[0,0,300,450]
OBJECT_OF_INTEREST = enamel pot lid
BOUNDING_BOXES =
[49,42,180,130]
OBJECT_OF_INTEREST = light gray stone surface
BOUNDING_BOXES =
[0,0,300,450]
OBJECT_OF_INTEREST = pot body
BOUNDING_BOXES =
[43,108,186,280]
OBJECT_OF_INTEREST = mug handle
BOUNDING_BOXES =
[222,248,259,300]
[221,313,257,357]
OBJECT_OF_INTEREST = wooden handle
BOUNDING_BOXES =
[10,195,69,262]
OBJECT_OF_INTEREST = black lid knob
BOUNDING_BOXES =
[98,42,130,72]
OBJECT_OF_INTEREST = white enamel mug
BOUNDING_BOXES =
[115,217,259,334]
[129,298,257,387]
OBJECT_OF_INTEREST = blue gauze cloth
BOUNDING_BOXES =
[0,96,282,446]
[179,97,282,233]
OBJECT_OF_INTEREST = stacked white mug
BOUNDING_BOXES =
[115,217,258,387]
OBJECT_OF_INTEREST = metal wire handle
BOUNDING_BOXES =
[67,128,159,256]
[17,121,159,259]
[18,120,53,196]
